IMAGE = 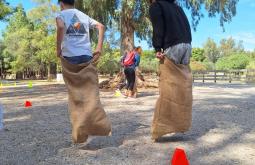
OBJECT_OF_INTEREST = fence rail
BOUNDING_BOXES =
[192,69,255,83]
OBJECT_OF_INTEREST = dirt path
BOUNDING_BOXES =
[1,83,255,165]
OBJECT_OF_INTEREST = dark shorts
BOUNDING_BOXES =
[63,55,93,64]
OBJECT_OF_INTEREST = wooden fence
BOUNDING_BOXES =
[192,69,255,83]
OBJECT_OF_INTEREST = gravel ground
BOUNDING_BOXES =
[0,82,255,165]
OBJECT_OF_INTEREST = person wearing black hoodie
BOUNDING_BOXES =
[149,0,192,64]
[149,0,193,141]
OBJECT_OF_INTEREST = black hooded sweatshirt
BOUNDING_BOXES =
[149,0,192,52]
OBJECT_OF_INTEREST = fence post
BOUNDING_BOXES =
[214,70,217,83]
[229,71,232,83]
[245,69,249,83]
[202,72,205,83]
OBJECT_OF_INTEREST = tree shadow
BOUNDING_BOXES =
[1,83,254,164]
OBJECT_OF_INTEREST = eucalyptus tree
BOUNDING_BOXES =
[75,0,239,54]
[0,0,12,20]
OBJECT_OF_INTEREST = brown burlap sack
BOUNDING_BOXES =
[60,57,111,143]
[152,58,193,140]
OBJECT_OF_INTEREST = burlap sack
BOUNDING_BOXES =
[152,58,193,140]
[61,57,111,143]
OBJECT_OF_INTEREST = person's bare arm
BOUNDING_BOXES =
[56,18,65,57]
[92,22,105,62]
[94,22,105,54]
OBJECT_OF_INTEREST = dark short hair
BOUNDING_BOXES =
[58,0,75,5]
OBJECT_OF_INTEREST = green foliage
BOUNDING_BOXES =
[3,6,35,73]
[35,34,57,64]
[140,58,159,73]
[190,61,207,71]
[142,50,156,59]
[0,41,5,76]
[192,48,205,62]
[139,50,159,73]
[219,37,244,57]
[76,0,239,52]
[246,61,255,69]
[216,53,251,70]
[178,0,239,30]
[0,0,243,78]
[97,53,120,75]
[202,60,215,70]
[203,38,220,63]
[0,0,12,20]
[2,1,58,79]
[97,44,121,75]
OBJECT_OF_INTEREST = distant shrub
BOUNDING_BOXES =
[140,58,159,73]
[192,48,205,62]
[140,50,159,73]
[202,60,215,70]
[246,61,255,69]
[216,53,251,70]
[97,52,120,75]
[190,61,207,71]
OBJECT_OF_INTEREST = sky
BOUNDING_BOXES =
[0,0,255,51]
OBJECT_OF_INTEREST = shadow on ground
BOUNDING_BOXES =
[1,83,255,165]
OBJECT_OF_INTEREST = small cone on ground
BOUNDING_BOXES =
[25,101,32,108]
[171,148,189,165]
[28,81,33,88]
[114,90,122,97]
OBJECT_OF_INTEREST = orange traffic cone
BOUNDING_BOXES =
[25,101,32,108]
[171,148,189,165]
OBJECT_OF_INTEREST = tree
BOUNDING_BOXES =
[203,38,220,64]
[0,0,12,20]
[3,5,36,79]
[192,48,205,62]
[2,1,58,79]
[28,0,58,79]
[75,0,239,54]
[219,37,244,57]
[0,41,5,78]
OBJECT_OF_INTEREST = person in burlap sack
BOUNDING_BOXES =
[149,0,193,141]
[56,0,111,143]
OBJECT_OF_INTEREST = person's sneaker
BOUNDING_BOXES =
[114,89,122,97]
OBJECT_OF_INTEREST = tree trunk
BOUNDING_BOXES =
[120,2,135,56]
[121,25,134,56]
[16,72,23,80]
[47,64,51,81]
[50,62,57,79]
